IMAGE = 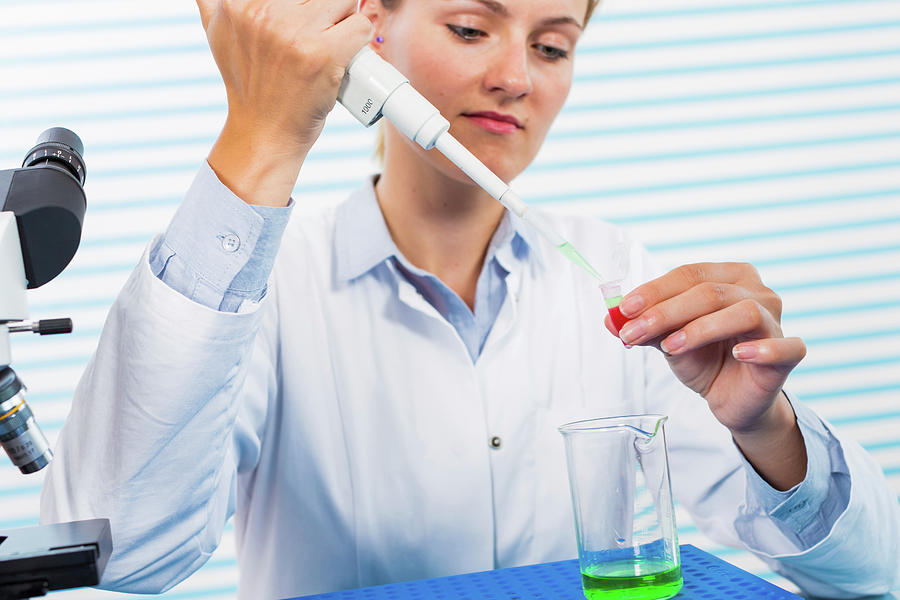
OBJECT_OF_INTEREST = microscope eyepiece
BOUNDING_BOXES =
[23,127,86,186]
[0,367,52,475]
[1,127,87,289]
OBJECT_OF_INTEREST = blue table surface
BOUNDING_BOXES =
[291,544,814,600]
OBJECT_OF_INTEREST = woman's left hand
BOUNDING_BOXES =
[605,263,809,487]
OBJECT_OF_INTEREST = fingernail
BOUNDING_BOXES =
[619,295,644,317]
[619,319,647,344]
[732,344,758,360]
[661,331,686,354]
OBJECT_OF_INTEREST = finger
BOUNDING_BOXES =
[322,11,375,65]
[657,299,781,356]
[196,0,217,30]
[618,281,753,347]
[620,262,757,319]
[732,337,807,368]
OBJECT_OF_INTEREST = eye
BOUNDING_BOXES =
[447,24,486,41]
[534,43,569,61]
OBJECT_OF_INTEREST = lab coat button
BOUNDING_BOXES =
[490,436,502,449]
[220,233,241,253]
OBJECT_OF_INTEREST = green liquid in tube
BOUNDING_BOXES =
[581,560,682,600]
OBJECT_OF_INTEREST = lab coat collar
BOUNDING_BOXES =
[334,177,544,283]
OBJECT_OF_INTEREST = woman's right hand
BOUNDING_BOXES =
[195,0,374,206]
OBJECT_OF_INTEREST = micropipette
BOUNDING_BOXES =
[337,47,628,332]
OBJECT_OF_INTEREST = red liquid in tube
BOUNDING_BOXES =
[607,305,628,334]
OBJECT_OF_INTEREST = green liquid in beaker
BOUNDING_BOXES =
[557,241,604,282]
[581,560,682,600]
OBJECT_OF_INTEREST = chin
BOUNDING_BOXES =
[436,151,525,188]
[450,136,533,182]
[471,135,538,176]
[390,122,534,187]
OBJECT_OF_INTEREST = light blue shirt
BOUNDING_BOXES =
[150,165,536,361]
[150,162,850,552]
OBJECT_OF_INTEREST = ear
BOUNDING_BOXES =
[358,0,383,30]
[358,0,388,54]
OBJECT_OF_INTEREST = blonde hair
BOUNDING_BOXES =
[374,0,602,161]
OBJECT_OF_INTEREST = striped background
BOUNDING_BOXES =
[1,0,898,597]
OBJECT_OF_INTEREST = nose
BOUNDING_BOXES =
[484,40,533,100]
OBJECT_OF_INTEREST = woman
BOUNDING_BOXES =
[41,1,900,598]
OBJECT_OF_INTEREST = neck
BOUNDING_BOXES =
[376,129,506,309]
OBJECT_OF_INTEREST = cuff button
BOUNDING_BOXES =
[220,233,241,253]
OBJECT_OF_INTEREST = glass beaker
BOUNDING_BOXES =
[559,415,682,600]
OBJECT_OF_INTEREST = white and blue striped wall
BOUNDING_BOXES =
[1,0,898,597]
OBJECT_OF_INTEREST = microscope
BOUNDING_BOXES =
[0,129,111,599]
[0,127,86,474]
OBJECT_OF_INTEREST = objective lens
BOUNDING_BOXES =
[0,367,52,474]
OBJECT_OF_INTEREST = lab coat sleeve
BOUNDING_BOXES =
[39,242,279,594]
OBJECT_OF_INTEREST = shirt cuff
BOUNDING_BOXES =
[738,393,850,548]
[149,162,293,312]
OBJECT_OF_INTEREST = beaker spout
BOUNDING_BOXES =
[629,415,668,444]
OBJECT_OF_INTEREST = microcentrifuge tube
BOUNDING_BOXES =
[601,282,628,334]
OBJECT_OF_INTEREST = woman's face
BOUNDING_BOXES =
[371,0,587,184]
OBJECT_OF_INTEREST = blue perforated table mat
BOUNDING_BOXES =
[291,544,800,599]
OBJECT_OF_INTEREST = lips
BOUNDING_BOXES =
[463,111,524,134]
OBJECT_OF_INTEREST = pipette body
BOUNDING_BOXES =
[337,47,627,332]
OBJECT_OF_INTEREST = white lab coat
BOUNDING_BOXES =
[41,186,900,599]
